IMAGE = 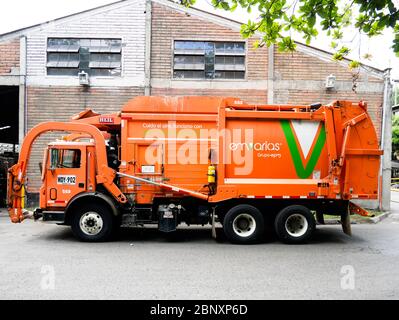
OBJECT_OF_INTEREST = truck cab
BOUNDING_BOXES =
[39,141,96,220]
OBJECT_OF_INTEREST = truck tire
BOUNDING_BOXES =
[274,205,315,244]
[223,204,264,244]
[71,204,114,242]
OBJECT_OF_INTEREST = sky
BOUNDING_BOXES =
[0,0,398,78]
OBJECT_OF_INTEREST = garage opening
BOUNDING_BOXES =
[0,85,19,206]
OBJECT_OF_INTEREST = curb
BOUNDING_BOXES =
[324,211,390,225]
[369,211,390,224]
[323,219,341,225]
[0,211,8,217]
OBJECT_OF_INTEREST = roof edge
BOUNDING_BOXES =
[0,0,129,41]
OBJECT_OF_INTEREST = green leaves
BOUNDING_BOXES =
[349,60,360,69]
[363,53,372,60]
[331,29,343,40]
[241,20,259,38]
[277,36,297,52]
[392,113,399,153]
[176,0,399,59]
[332,46,350,61]
[178,0,196,7]
[177,0,399,64]
[394,24,399,57]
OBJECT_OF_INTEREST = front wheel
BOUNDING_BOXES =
[274,205,315,244]
[223,204,264,244]
[71,204,114,242]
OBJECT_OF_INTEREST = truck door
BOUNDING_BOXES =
[45,147,87,207]
[134,143,163,175]
[133,143,163,204]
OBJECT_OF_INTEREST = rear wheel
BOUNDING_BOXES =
[274,205,315,244]
[71,204,114,242]
[223,204,264,244]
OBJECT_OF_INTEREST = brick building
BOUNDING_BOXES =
[0,0,389,200]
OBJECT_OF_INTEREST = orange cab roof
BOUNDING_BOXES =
[48,141,95,147]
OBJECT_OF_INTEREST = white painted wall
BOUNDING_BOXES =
[25,0,146,87]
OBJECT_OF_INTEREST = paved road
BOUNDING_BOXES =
[1,202,399,300]
[391,190,399,203]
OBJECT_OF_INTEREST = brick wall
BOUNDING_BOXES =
[274,47,384,136]
[275,89,383,136]
[25,86,144,192]
[151,87,267,104]
[0,39,19,75]
[275,48,382,82]
[151,2,268,81]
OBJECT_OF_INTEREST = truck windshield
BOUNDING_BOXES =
[50,149,81,169]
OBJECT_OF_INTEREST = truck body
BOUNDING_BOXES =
[7,96,382,244]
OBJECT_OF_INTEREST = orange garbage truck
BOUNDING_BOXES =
[7,96,382,244]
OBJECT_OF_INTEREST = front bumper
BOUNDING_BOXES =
[34,209,65,223]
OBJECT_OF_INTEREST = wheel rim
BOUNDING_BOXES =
[79,212,103,236]
[232,213,256,238]
[285,213,308,237]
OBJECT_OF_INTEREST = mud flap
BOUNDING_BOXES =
[211,207,217,239]
[341,207,352,236]
[316,211,325,224]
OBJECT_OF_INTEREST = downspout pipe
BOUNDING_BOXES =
[379,68,392,211]
[144,0,152,96]
[267,44,274,104]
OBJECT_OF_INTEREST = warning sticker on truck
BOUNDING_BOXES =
[57,175,76,185]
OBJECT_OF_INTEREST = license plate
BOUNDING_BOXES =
[57,175,76,185]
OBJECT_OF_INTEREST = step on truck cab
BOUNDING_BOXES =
[7,96,382,244]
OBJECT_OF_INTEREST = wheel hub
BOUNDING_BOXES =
[285,213,308,237]
[80,212,103,236]
[232,213,256,238]
[237,218,249,230]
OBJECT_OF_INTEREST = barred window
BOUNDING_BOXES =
[173,41,245,80]
[47,38,122,77]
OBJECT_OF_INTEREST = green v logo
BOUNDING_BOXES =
[281,120,326,179]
